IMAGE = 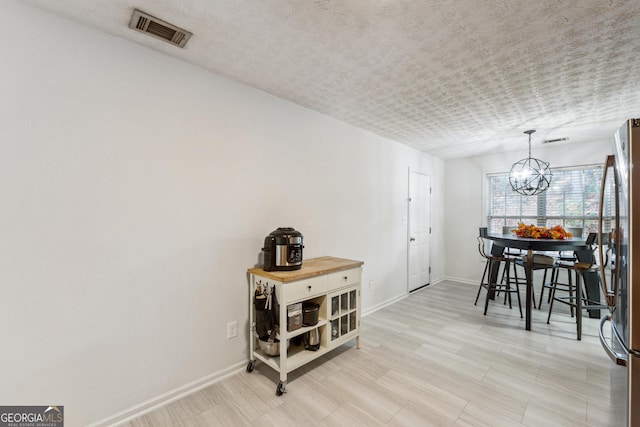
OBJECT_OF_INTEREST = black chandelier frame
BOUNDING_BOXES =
[508,130,552,196]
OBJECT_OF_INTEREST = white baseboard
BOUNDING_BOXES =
[440,276,477,286]
[429,276,446,286]
[361,292,409,317]
[90,360,247,427]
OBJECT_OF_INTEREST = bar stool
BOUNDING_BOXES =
[538,228,586,311]
[475,228,522,317]
[500,226,546,309]
[500,226,527,291]
[512,256,552,310]
[546,236,607,340]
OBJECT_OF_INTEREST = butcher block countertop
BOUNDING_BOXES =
[247,256,363,282]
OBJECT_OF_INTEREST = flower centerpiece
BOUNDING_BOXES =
[511,223,573,240]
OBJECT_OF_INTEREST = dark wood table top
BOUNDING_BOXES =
[486,233,588,252]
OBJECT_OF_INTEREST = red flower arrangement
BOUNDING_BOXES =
[511,223,573,240]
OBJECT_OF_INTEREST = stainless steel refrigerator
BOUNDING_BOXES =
[599,118,640,426]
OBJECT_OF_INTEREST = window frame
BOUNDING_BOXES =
[486,163,614,235]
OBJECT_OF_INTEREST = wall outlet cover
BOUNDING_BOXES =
[227,321,238,338]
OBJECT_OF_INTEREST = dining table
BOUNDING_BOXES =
[486,233,590,331]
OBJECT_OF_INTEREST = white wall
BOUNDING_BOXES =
[0,2,445,425]
[444,138,613,284]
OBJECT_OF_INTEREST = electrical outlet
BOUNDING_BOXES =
[227,321,238,339]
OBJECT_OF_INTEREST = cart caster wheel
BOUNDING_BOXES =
[276,382,286,396]
[246,360,255,373]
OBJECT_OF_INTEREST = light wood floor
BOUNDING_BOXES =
[121,280,620,426]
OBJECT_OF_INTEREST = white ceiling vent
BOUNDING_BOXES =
[128,9,192,48]
[542,137,569,144]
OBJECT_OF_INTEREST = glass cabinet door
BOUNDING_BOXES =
[340,293,348,314]
[340,315,348,335]
[330,286,358,341]
[349,312,356,330]
[331,319,339,340]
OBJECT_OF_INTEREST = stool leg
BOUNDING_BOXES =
[548,267,559,303]
[576,272,582,341]
[511,264,523,318]
[512,262,526,310]
[546,276,557,324]
[568,269,575,318]
[484,260,497,315]
[539,266,557,308]
[499,264,507,297]
[506,263,513,309]
[538,269,547,308]
[533,269,547,310]
[475,261,489,305]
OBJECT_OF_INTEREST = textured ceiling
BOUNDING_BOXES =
[20,0,640,159]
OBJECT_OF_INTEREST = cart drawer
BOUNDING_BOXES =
[327,268,361,291]
[282,276,328,303]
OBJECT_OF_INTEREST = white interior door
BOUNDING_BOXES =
[408,171,431,292]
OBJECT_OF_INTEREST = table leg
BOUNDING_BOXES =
[525,249,533,331]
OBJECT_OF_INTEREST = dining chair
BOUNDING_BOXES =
[499,226,527,304]
[475,228,522,317]
[546,232,608,339]
[537,227,584,310]
[512,257,550,310]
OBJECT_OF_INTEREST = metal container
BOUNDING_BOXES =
[304,328,320,351]
[302,302,319,326]
[258,338,289,356]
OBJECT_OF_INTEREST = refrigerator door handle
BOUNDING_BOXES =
[599,314,627,366]
[598,155,617,307]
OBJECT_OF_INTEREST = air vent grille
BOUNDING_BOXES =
[135,16,148,31]
[129,9,192,48]
[542,137,569,144]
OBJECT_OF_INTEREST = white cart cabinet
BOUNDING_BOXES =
[247,256,363,395]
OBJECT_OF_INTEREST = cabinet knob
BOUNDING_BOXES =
[343,276,348,281]
[308,285,312,291]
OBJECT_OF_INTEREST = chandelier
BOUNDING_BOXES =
[508,130,552,196]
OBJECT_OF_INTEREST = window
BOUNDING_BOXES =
[487,164,615,236]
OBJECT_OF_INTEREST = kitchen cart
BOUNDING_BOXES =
[247,256,363,395]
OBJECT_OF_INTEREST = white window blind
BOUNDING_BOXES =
[487,164,615,236]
